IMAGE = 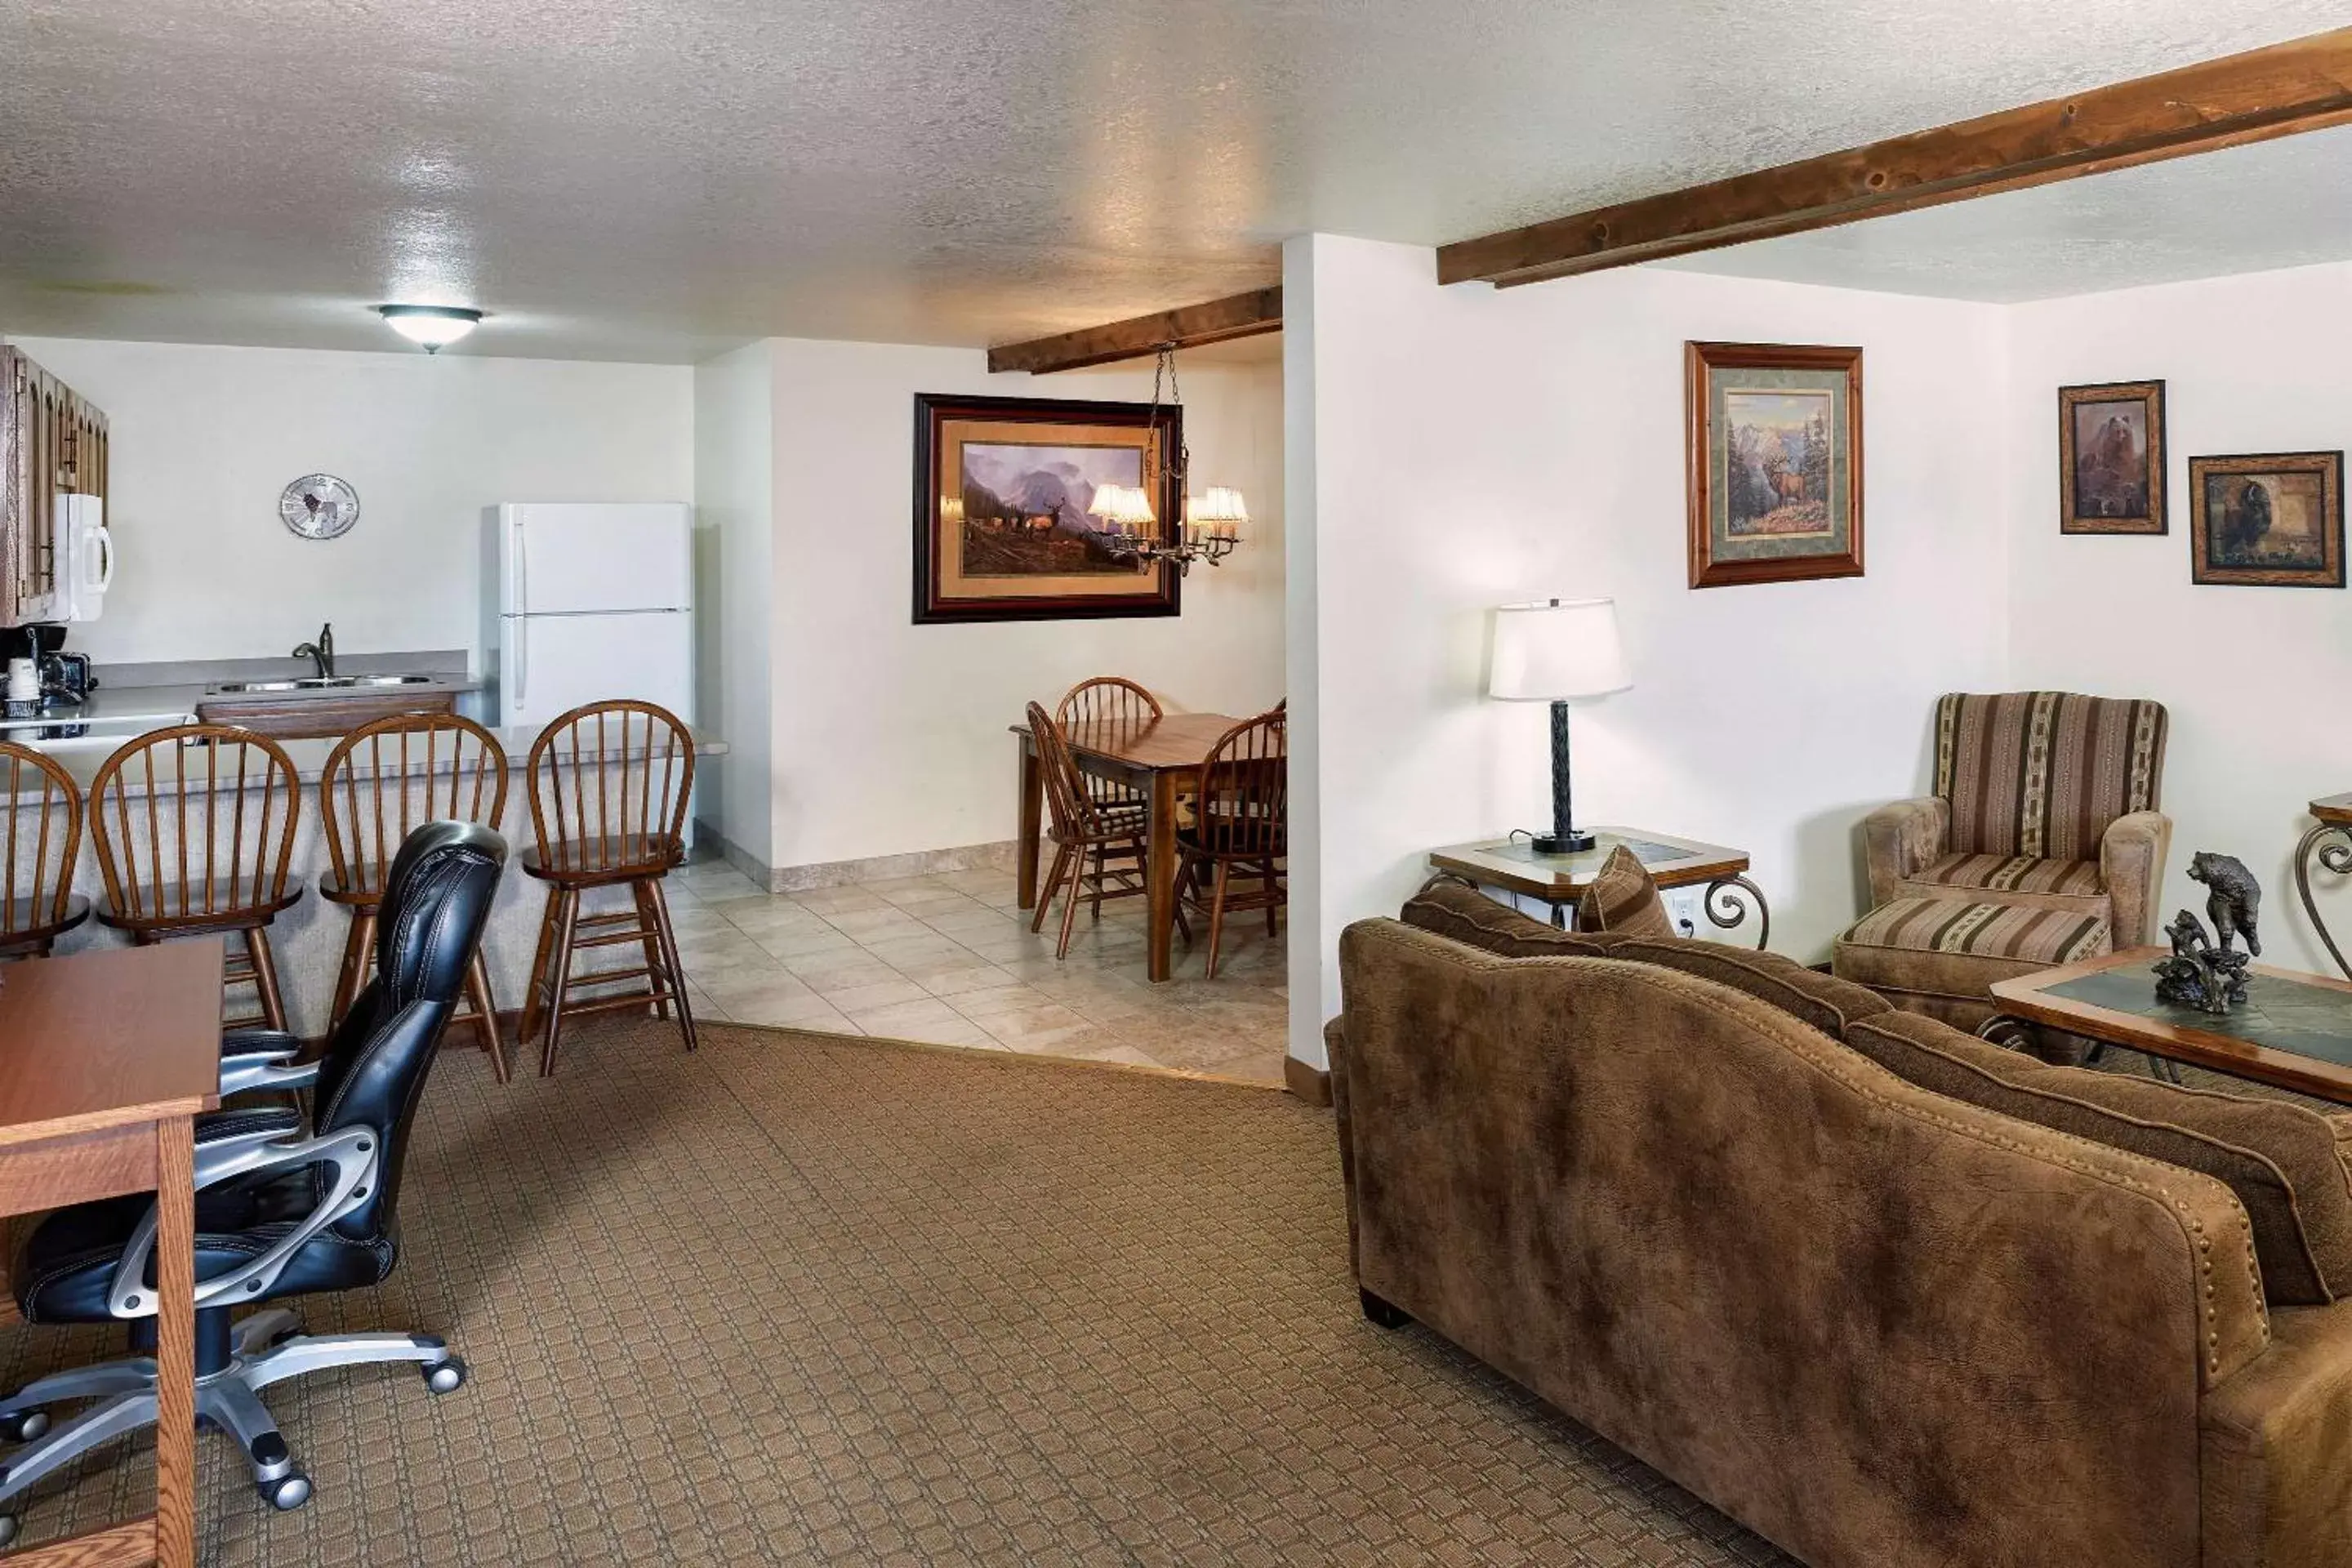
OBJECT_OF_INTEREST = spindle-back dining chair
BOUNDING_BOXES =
[87,724,303,1027]
[0,741,88,960]
[1055,676,1161,818]
[319,713,512,1080]
[1028,701,1165,960]
[1176,706,1286,980]
[519,699,697,1075]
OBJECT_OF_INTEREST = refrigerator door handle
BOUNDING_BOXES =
[514,617,527,710]
[512,514,528,615]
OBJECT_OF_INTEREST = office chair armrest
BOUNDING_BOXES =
[103,1125,380,1321]
[219,1030,319,1096]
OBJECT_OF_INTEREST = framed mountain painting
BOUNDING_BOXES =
[1685,341,1864,589]
[912,394,1183,624]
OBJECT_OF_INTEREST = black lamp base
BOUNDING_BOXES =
[1530,831,1597,857]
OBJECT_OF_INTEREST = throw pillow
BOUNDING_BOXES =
[1848,1010,2352,1306]
[1575,844,1677,937]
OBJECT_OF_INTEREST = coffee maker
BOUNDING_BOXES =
[2,624,94,714]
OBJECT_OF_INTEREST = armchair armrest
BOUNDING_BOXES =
[1860,795,1949,908]
[102,1122,378,1321]
[2100,809,2172,949]
[220,1029,318,1096]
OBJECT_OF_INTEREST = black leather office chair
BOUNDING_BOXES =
[0,820,507,1540]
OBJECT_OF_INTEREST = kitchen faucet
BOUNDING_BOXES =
[292,621,335,678]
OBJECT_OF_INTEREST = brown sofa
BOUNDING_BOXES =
[1332,895,2352,1568]
[1833,690,2171,1031]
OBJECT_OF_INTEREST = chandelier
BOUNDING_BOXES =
[1085,344,1247,576]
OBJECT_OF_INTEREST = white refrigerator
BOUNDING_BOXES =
[484,503,695,728]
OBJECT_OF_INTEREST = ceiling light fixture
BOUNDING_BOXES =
[1082,344,1246,577]
[375,304,482,353]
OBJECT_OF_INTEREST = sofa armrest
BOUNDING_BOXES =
[2200,1304,2352,1566]
[2100,810,2172,949]
[1861,795,1949,907]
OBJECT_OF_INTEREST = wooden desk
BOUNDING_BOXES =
[0,942,223,1566]
[1428,827,1768,946]
[1013,712,1244,983]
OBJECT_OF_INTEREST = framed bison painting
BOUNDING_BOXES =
[2187,451,2344,588]
[912,393,1183,624]
[2060,380,2166,534]
[1685,341,1864,589]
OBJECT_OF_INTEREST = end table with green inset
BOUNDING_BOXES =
[1989,947,2352,1104]
[1427,827,1768,947]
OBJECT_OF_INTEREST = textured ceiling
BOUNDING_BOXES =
[2,0,2346,362]
[1664,122,2352,301]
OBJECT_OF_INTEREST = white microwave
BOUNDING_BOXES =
[51,493,113,622]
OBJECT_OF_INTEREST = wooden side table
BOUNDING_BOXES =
[1428,827,1769,947]
[0,942,223,1566]
[2296,793,2352,980]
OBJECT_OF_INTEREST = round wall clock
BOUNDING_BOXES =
[279,474,360,540]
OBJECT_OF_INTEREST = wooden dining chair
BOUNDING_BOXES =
[319,713,512,1081]
[0,742,89,960]
[87,724,302,1028]
[519,699,697,1076]
[1176,706,1286,980]
[1055,676,1161,818]
[1027,701,1165,960]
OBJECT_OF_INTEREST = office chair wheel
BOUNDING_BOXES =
[421,1356,466,1395]
[260,1472,312,1512]
[0,1512,16,1550]
[0,1410,49,1442]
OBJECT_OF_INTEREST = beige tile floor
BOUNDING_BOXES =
[655,858,1291,1085]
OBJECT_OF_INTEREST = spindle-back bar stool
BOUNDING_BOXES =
[319,713,512,1080]
[0,741,89,960]
[87,724,302,1027]
[519,699,697,1075]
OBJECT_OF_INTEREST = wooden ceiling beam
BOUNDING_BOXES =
[1438,27,2352,288]
[987,286,1282,375]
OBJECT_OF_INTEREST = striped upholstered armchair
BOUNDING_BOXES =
[1832,692,2171,1031]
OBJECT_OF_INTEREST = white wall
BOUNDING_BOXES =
[1287,235,2012,1065]
[756,336,1286,874]
[2004,261,2352,974]
[8,337,693,664]
[693,342,777,863]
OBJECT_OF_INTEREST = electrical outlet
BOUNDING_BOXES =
[1661,885,1703,938]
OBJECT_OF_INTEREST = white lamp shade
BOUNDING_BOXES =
[1088,483,1156,528]
[1487,597,1632,702]
[1187,486,1250,526]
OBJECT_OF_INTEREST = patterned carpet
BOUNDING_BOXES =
[2,1019,1793,1566]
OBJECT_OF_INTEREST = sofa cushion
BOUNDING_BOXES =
[1846,1009,2352,1306]
[1575,844,1676,937]
[1607,938,1890,1037]
[1401,878,1624,959]
[1842,896,2111,968]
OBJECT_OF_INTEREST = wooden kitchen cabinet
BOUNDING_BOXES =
[1,347,109,627]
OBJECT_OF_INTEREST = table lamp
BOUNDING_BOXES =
[1487,597,1631,855]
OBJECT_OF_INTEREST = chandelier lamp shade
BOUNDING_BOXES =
[1487,597,1632,856]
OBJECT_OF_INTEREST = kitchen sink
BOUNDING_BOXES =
[210,675,439,693]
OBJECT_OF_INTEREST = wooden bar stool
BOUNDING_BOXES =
[0,742,89,960]
[1176,706,1286,980]
[87,724,301,1028]
[518,699,697,1076]
[319,713,512,1081]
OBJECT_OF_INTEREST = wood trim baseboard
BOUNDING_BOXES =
[1283,1054,1332,1107]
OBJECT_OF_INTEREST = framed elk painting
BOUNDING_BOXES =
[912,393,1183,624]
[1685,341,1864,589]
[2187,451,2344,589]
[2059,380,2166,534]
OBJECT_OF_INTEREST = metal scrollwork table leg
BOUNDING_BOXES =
[2295,817,2352,981]
[1700,875,1771,951]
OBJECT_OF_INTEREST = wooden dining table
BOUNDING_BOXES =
[0,941,222,1567]
[1013,711,1244,983]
